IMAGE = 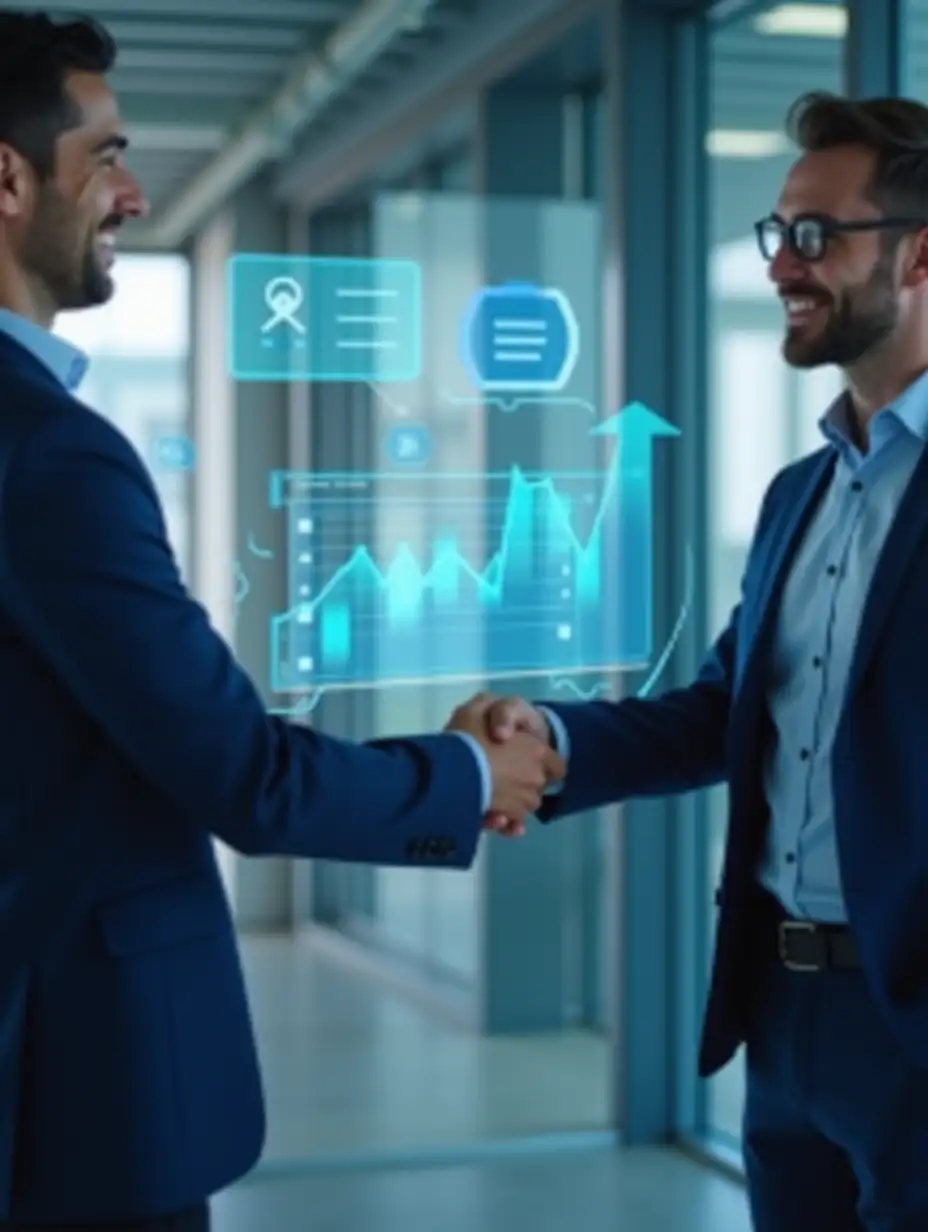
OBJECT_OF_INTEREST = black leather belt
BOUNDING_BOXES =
[777,918,860,971]
[754,890,860,972]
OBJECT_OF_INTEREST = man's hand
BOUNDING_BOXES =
[479,694,551,745]
[446,694,563,831]
[446,694,557,837]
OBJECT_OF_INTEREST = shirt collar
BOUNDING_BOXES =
[0,308,88,392]
[818,366,928,464]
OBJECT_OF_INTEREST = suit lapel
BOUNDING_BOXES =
[846,446,928,696]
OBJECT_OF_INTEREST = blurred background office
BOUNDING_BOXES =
[44,0,925,1226]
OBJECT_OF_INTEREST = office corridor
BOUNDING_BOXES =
[238,931,611,1162]
[215,1147,750,1231]
[208,934,750,1230]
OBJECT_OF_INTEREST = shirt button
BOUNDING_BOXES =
[785,853,796,864]
[800,748,811,760]
[812,656,822,668]
[850,480,863,492]
[826,565,838,576]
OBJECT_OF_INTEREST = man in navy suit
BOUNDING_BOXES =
[0,11,564,1231]
[469,92,928,1231]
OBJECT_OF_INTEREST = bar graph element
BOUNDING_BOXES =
[267,443,644,693]
[227,253,421,382]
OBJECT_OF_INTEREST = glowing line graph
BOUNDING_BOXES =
[295,463,611,615]
[269,403,679,692]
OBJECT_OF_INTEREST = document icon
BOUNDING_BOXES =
[460,282,579,393]
[228,254,422,383]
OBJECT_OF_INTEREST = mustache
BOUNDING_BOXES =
[779,283,831,302]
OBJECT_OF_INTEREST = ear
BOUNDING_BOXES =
[901,225,928,289]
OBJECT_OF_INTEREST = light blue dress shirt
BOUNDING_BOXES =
[0,307,88,391]
[0,308,512,816]
[759,369,928,922]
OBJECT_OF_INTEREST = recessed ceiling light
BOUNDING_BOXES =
[707,129,789,158]
[755,4,847,38]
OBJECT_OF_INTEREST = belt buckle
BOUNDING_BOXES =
[778,919,821,971]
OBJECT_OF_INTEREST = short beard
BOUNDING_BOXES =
[783,248,898,370]
[20,181,113,315]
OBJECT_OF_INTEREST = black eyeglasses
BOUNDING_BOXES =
[754,213,927,262]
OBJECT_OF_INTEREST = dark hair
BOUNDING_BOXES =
[786,91,928,220]
[0,11,116,180]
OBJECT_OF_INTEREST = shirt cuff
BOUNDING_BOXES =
[536,706,569,795]
[449,731,492,813]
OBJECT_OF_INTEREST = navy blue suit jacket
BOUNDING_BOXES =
[541,444,928,1078]
[0,332,483,1221]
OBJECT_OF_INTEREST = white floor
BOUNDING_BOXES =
[240,932,612,1163]
[216,1148,752,1232]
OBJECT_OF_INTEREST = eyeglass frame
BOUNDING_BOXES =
[754,212,928,263]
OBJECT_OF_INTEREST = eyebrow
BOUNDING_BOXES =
[91,134,128,155]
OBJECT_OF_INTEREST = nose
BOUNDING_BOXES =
[768,240,809,287]
[116,170,149,220]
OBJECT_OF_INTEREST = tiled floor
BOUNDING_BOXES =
[219,932,751,1230]
[214,1147,751,1232]
[239,932,612,1163]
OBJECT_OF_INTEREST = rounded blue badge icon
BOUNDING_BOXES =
[460,282,579,393]
[386,423,430,465]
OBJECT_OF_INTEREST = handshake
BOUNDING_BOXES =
[444,693,565,838]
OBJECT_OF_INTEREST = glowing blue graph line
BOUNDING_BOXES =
[247,533,274,560]
[269,691,325,717]
[234,561,250,605]
[546,541,693,703]
[635,542,694,699]
[270,403,677,691]
[284,459,615,619]
[549,677,609,700]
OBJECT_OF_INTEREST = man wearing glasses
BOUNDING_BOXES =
[458,91,928,1231]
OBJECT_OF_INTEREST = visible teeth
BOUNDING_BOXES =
[785,298,817,311]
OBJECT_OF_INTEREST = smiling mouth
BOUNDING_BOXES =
[782,295,829,326]
[95,232,117,264]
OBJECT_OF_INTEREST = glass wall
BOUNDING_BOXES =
[54,254,192,576]
[906,0,928,94]
[225,36,616,1166]
[704,0,845,1144]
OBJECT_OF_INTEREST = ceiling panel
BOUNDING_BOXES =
[0,0,366,220]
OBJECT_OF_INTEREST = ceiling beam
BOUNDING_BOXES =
[125,123,227,152]
[111,69,276,97]
[50,0,353,18]
[137,0,440,247]
[273,0,600,211]
[116,47,287,74]
[103,20,311,50]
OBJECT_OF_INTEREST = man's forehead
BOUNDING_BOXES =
[62,70,123,140]
[776,145,878,218]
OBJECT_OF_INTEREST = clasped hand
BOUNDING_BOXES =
[445,692,562,838]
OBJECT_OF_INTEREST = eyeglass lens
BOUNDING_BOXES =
[757,217,826,261]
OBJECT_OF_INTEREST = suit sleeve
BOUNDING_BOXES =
[533,464,791,821]
[534,616,736,819]
[0,407,484,866]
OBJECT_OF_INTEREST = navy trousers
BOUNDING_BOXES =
[743,951,928,1232]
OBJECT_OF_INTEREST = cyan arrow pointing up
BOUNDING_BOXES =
[590,401,681,663]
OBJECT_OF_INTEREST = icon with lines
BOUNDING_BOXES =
[227,254,422,382]
[460,282,579,393]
